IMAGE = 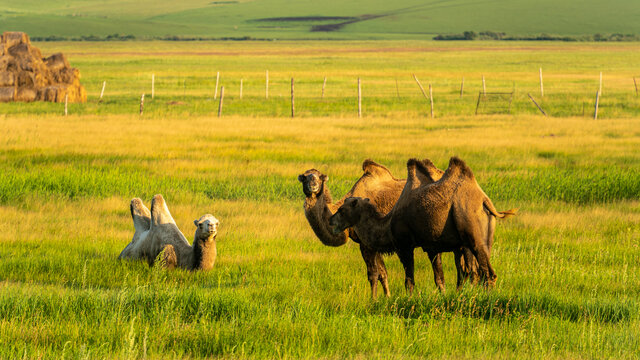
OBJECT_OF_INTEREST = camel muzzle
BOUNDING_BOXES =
[329,216,346,235]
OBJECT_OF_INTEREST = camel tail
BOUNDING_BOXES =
[498,208,518,218]
[483,196,518,219]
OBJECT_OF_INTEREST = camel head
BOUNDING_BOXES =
[329,197,371,234]
[298,169,328,197]
[193,214,220,241]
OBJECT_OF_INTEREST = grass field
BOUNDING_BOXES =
[1,0,640,39]
[0,41,639,359]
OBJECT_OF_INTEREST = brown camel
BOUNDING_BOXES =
[299,160,405,298]
[118,195,220,271]
[298,159,483,297]
[329,157,516,294]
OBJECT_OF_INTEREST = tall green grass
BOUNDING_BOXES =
[0,42,638,359]
[1,153,639,204]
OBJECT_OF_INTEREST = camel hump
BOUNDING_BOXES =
[150,194,177,226]
[362,159,395,179]
[418,158,445,182]
[130,198,151,232]
[447,156,474,179]
[405,158,439,185]
[421,159,444,175]
[406,158,425,180]
[432,156,474,189]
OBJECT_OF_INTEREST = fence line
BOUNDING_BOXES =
[71,72,640,118]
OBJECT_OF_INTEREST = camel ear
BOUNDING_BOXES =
[320,174,328,181]
[297,174,305,182]
[194,219,199,227]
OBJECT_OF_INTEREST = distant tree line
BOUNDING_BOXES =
[27,32,640,42]
[433,31,640,41]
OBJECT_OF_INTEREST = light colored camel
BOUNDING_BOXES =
[329,157,515,294]
[118,194,219,270]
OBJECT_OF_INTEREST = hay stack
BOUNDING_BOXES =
[0,31,86,103]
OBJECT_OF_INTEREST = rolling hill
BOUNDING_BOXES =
[0,0,639,40]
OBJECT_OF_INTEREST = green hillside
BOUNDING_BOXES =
[1,0,639,39]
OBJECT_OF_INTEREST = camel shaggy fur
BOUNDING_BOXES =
[299,160,404,298]
[299,159,482,296]
[329,157,515,294]
[118,194,219,271]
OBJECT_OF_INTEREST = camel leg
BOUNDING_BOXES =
[468,241,497,289]
[359,245,381,299]
[463,247,481,285]
[161,245,177,270]
[456,247,480,288]
[397,247,415,295]
[486,214,496,256]
[428,252,445,293]
[454,249,468,290]
[375,253,391,297]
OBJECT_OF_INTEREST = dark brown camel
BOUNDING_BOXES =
[329,157,516,294]
[299,159,486,297]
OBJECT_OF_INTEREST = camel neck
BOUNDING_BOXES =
[303,186,349,247]
[353,205,395,252]
[192,236,216,270]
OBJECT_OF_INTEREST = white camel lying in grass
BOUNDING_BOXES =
[118,194,219,270]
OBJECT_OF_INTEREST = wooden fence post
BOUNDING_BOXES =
[64,94,68,116]
[412,74,428,99]
[599,72,602,95]
[460,77,464,98]
[291,78,295,118]
[593,91,600,119]
[429,83,434,118]
[357,77,362,118]
[99,81,106,102]
[539,68,544,97]
[322,76,327,99]
[218,86,224,117]
[527,93,547,116]
[140,94,144,115]
[482,75,486,95]
[151,73,155,99]
[634,77,638,96]
[240,79,243,100]
[395,78,400,98]
[214,71,219,99]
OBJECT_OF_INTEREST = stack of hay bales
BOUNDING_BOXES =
[0,31,86,103]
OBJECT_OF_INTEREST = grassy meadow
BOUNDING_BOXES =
[1,0,640,39]
[0,41,639,359]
